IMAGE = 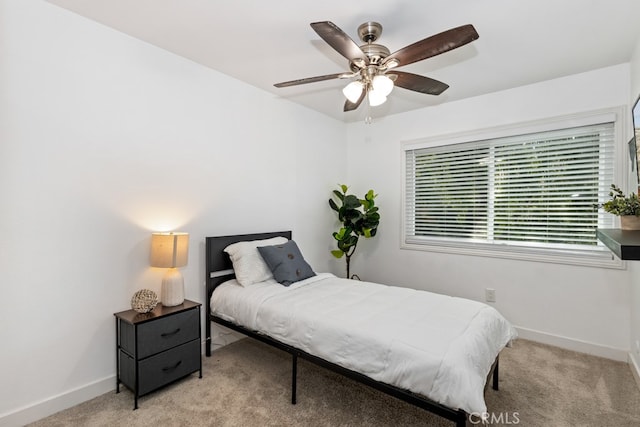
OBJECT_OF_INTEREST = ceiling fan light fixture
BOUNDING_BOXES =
[274,21,480,116]
[368,89,387,107]
[343,81,364,103]
[372,74,394,97]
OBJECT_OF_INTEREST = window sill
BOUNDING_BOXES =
[401,238,624,269]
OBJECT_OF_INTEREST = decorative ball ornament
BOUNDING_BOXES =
[131,289,158,313]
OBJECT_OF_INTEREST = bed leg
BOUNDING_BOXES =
[456,411,467,427]
[206,315,212,357]
[291,353,298,405]
[492,357,499,391]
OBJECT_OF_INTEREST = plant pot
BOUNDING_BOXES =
[620,215,640,230]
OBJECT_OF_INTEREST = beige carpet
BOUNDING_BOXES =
[29,338,640,427]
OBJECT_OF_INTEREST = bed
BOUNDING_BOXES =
[205,231,517,426]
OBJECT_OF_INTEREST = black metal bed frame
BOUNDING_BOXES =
[204,231,499,427]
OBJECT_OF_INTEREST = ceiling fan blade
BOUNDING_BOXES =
[383,24,479,68]
[343,89,366,112]
[392,71,449,95]
[274,72,345,88]
[311,21,369,66]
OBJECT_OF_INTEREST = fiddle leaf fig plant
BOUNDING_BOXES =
[329,184,380,279]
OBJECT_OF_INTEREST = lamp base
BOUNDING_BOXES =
[161,268,184,306]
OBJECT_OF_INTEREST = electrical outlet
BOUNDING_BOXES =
[485,288,496,303]
[636,340,640,355]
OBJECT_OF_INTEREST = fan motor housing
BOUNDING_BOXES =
[349,22,390,71]
[350,43,390,71]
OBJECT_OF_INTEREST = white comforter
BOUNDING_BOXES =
[211,273,517,414]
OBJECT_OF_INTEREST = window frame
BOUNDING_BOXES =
[401,107,627,269]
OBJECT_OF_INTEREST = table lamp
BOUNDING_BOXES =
[150,232,189,306]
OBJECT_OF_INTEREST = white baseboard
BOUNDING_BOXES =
[0,375,114,427]
[209,323,245,352]
[630,352,640,391]
[200,333,245,354]
[514,326,628,362]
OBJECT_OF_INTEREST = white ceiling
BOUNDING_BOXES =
[47,0,640,123]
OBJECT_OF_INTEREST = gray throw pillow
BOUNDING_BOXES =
[257,240,315,286]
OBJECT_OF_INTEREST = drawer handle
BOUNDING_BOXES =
[162,360,182,372]
[160,328,181,338]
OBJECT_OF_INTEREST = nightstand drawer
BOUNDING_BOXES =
[137,339,200,395]
[135,308,199,358]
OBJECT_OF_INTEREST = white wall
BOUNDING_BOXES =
[0,0,346,424]
[629,33,640,384]
[2,0,638,424]
[346,64,633,359]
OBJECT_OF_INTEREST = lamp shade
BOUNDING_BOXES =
[150,232,189,268]
[151,232,189,307]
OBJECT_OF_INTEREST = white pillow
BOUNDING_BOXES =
[224,237,288,286]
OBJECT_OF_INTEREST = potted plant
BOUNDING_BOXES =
[596,184,640,229]
[328,184,380,279]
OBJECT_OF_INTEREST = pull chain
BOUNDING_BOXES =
[365,93,372,124]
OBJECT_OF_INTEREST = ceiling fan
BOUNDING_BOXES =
[274,21,479,114]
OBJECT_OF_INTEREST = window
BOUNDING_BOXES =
[403,112,622,267]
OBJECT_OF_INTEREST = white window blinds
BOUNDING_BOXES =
[404,122,616,258]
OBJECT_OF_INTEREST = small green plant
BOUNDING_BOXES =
[328,184,380,279]
[596,184,640,216]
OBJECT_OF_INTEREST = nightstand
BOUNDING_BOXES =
[114,299,202,409]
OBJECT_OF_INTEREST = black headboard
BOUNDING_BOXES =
[204,231,291,356]
[206,231,291,290]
